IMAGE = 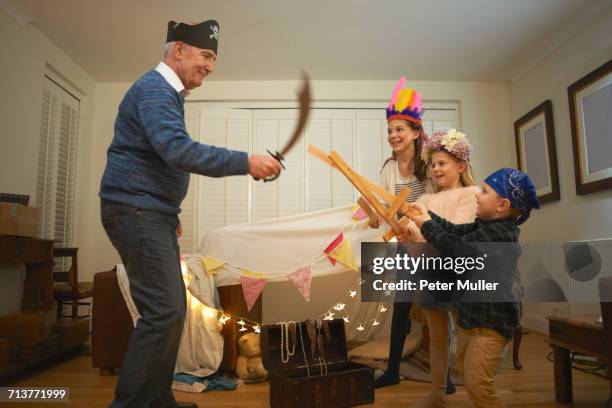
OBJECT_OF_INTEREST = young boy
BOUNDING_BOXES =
[410,168,540,408]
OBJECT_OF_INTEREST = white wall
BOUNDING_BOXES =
[85,78,512,322]
[0,9,96,314]
[510,5,612,333]
[84,83,127,277]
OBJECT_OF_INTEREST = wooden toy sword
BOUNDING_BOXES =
[260,71,312,182]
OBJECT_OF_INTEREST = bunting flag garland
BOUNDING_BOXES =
[240,275,268,312]
[328,237,358,272]
[323,233,345,266]
[240,269,267,279]
[351,206,368,222]
[201,256,225,275]
[287,266,313,302]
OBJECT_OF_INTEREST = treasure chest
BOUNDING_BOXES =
[261,319,374,408]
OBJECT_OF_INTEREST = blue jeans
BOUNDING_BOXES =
[101,200,186,408]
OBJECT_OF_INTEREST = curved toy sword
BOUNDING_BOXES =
[262,71,312,182]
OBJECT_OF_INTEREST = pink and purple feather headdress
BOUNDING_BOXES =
[386,76,423,124]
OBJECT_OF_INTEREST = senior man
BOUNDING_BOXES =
[99,20,281,408]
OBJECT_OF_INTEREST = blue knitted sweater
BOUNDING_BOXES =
[99,70,249,214]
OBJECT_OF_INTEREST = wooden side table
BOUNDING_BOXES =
[547,315,606,403]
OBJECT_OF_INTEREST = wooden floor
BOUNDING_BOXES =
[6,330,610,407]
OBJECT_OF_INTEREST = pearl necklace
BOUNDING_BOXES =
[279,322,296,364]
[297,322,310,377]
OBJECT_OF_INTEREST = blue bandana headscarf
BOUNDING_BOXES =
[484,168,540,225]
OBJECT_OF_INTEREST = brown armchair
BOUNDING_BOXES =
[53,247,94,319]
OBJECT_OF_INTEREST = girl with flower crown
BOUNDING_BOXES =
[403,128,480,407]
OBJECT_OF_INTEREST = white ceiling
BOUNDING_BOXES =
[12,0,612,82]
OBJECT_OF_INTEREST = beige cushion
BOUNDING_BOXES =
[348,334,421,360]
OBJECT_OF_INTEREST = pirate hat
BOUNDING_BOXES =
[166,20,220,54]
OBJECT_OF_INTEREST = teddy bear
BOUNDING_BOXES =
[236,332,268,383]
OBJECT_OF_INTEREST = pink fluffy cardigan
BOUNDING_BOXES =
[408,185,481,242]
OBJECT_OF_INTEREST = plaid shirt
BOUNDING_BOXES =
[421,212,521,339]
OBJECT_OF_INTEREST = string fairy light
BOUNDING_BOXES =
[196,274,392,335]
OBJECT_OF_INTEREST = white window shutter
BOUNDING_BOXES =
[176,104,458,255]
[277,115,303,217]
[422,108,457,134]
[225,117,251,224]
[192,108,252,248]
[36,87,54,238]
[321,110,355,207]
[305,115,332,212]
[356,109,386,185]
[179,106,253,252]
[252,112,279,220]
[178,111,200,254]
[36,77,79,250]
[251,109,306,219]
[421,119,434,138]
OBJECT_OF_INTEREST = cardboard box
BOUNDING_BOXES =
[0,203,40,238]
[0,310,57,343]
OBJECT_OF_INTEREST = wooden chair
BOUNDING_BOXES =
[53,247,94,319]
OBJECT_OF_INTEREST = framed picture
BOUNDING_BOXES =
[568,58,612,195]
[514,100,560,204]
